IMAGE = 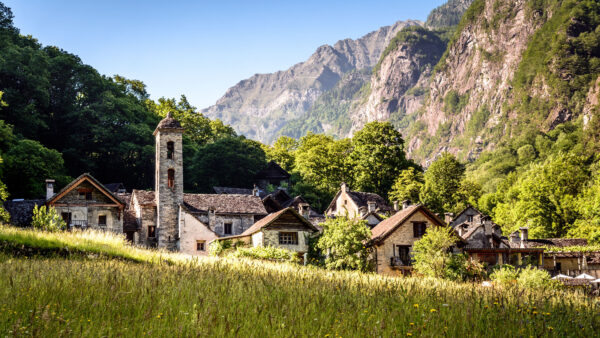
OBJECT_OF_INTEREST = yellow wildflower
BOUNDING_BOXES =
[407,333,412,336]
[430,309,437,313]
[413,304,419,308]
[409,323,414,326]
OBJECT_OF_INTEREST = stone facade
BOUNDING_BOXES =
[260,228,312,253]
[178,208,218,255]
[154,117,184,251]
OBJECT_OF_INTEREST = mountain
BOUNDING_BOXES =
[201,20,422,144]
[351,0,600,164]
[426,0,475,28]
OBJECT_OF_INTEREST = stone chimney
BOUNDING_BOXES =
[483,218,493,236]
[519,227,529,241]
[252,185,259,197]
[367,201,376,213]
[402,200,411,210]
[510,232,520,246]
[341,182,347,193]
[45,179,55,200]
[299,203,310,219]
[393,201,399,211]
[444,212,454,225]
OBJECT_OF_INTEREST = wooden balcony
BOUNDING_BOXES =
[390,256,412,267]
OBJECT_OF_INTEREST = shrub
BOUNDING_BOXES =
[317,217,372,271]
[490,265,518,286]
[412,226,457,278]
[209,239,233,256]
[517,266,553,289]
[31,205,66,232]
[232,246,300,263]
[446,253,487,281]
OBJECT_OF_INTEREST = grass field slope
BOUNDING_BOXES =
[0,225,599,337]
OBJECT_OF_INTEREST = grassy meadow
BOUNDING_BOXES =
[1,226,599,337]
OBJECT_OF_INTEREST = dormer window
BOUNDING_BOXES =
[168,169,175,188]
[167,141,174,160]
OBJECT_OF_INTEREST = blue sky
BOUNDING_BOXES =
[5,0,446,109]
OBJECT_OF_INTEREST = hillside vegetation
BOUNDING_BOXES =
[1,226,599,336]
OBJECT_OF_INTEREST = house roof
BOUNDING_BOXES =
[255,161,290,180]
[514,238,589,249]
[449,205,486,227]
[239,207,318,236]
[153,112,184,135]
[132,190,156,206]
[47,173,125,208]
[213,186,253,195]
[361,211,384,222]
[370,204,446,243]
[115,193,131,209]
[183,193,267,215]
[326,187,394,214]
[104,183,125,193]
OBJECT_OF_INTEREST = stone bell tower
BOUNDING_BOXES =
[153,112,184,250]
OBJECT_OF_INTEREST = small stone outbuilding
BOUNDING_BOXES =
[325,183,394,224]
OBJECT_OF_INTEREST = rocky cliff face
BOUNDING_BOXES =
[201,20,422,143]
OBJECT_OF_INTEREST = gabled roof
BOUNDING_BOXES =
[239,207,318,236]
[213,186,253,195]
[47,173,125,208]
[362,211,384,222]
[132,190,156,206]
[326,187,393,214]
[370,204,446,243]
[183,193,267,215]
[449,205,486,227]
[255,161,291,180]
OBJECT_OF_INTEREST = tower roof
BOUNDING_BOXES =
[153,112,184,135]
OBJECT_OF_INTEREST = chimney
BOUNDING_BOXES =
[367,201,376,213]
[252,185,259,197]
[519,227,529,242]
[393,201,399,211]
[457,225,465,237]
[509,232,520,246]
[341,182,347,193]
[45,179,55,200]
[402,200,411,210]
[299,203,310,219]
[483,218,493,236]
[444,212,454,225]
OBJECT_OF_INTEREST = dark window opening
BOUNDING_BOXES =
[413,222,427,238]
[197,240,205,251]
[467,215,474,223]
[61,212,71,224]
[126,232,134,243]
[279,232,298,245]
[168,169,175,188]
[396,245,411,264]
[224,223,232,235]
[167,141,174,160]
[98,215,107,226]
[148,226,156,238]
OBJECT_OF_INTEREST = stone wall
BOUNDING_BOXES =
[192,213,254,237]
[155,130,183,251]
[374,211,438,276]
[331,191,360,218]
[53,205,122,233]
[179,209,218,256]
[261,228,312,253]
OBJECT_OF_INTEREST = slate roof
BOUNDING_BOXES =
[132,190,156,206]
[183,193,267,215]
[115,193,132,209]
[255,161,290,180]
[4,199,45,227]
[370,204,446,243]
[154,112,184,134]
[213,187,253,195]
[47,173,125,207]
[515,238,589,249]
[239,207,318,236]
[326,187,394,214]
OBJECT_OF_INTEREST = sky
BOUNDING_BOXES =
[5,0,447,109]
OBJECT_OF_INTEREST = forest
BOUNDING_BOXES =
[0,2,599,245]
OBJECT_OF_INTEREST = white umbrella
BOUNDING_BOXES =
[552,274,573,280]
[574,273,596,280]
[590,279,600,284]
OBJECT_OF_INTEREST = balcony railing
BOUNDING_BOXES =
[390,256,412,267]
[67,221,109,231]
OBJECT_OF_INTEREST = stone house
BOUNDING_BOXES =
[45,173,126,233]
[325,183,395,227]
[211,207,319,254]
[369,204,446,276]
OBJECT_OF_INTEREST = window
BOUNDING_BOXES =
[396,245,411,264]
[279,232,298,245]
[224,223,232,235]
[98,215,107,226]
[61,212,71,224]
[167,141,174,160]
[148,226,156,238]
[413,222,427,238]
[196,240,206,251]
[167,169,175,188]
[467,215,474,223]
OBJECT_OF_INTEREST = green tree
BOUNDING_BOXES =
[389,167,424,204]
[31,205,66,232]
[569,172,600,243]
[494,153,589,238]
[188,136,266,192]
[263,136,298,171]
[349,122,413,198]
[420,153,465,214]
[412,226,457,278]
[3,139,69,198]
[317,216,372,271]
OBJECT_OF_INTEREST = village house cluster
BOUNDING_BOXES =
[5,114,600,279]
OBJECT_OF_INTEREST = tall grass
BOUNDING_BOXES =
[0,225,599,336]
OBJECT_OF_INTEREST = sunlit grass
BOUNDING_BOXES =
[0,225,599,336]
